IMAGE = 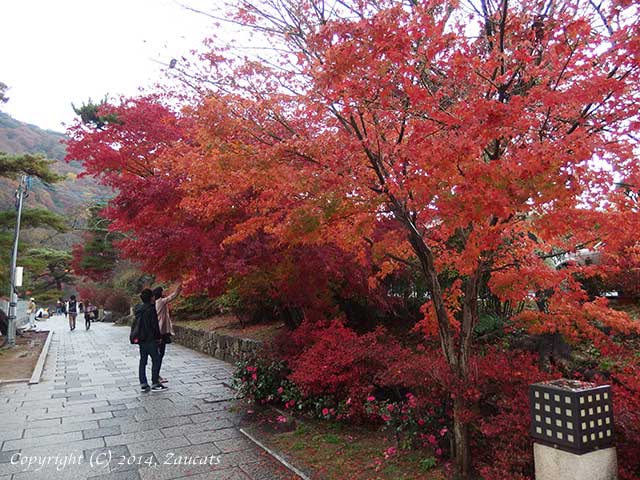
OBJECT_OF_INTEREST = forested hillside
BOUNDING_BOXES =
[0,112,110,217]
[0,111,111,299]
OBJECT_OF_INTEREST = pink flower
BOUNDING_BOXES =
[322,408,329,416]
[384,447,397,459]
[427,434,437,445]
[436,448,443,456]
[418,419,425,426]
[277,387,284,395]
[276,415,288,423]
[367,396,376,402]
[346,397,352,405]
[386,404,394,413]
[439,427,448,436]
[251,373,257,381]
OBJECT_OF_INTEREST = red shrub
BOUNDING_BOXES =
[285,319,408,418]
[105,291,131,315]
[598,342,640,480]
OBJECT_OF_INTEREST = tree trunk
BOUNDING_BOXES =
[453,396,471,479]
[397,206,480,478]
[452,271,480,479]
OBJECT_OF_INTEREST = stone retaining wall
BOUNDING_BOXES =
[172,324,262,364]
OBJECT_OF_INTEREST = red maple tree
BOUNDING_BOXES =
[66,0,640,476]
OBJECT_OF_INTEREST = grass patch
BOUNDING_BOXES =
[245,413,444,480]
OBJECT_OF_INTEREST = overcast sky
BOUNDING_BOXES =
[0,0,215,132]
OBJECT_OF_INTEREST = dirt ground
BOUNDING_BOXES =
[0,329,48,382]
[180,315,286,342]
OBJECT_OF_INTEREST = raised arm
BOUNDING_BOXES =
[165,283,182,303]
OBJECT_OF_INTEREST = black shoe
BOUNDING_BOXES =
[151,384,168,392]
[141,384,151,393]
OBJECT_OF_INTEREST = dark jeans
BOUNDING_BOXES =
[139,341,160,386]
[157,341,166,375]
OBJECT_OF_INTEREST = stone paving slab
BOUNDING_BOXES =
[24,420,99,438]
[0,315,299,480]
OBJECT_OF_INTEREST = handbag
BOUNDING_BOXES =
[129,317,140,344]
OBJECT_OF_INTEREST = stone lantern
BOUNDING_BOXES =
[530,379,618,480]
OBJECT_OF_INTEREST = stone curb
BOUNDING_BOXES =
[239,427,311,480]
[28,329,53,384]
[0,377,31,385]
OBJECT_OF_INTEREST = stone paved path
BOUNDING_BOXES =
[0,315,299,480]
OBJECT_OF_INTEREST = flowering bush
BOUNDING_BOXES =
[365,393,450,456]
[232,356,352,420]
[232,357,293,403]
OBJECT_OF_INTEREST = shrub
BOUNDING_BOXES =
[105,291,130,316]
[365,393,450,456]
[285,320,409,419]
[233,357,293,403]
[77,282,111,307]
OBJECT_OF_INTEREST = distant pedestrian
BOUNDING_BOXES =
[130,289,166,393]
[153,284,181,383]
[67,295,78,331]
[84,302,91,330]
[27,297,36,329]
[56,299,63,315]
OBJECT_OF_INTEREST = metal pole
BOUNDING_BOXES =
[6,175,27,347]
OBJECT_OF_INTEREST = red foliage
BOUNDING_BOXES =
[596,342,640,480]
[76,282,115,308]
[70,240,111,282]
[281,319,408,418]
[104,291,131,315]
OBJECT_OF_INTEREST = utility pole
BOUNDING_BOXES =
[6,175,28,347]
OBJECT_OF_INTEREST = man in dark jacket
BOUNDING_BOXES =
[132,289,166,392]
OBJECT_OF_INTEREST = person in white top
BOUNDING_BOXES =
[153,284,181,383]
[27,298,37,328]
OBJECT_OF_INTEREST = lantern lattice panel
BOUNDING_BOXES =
[530,380,614,454]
